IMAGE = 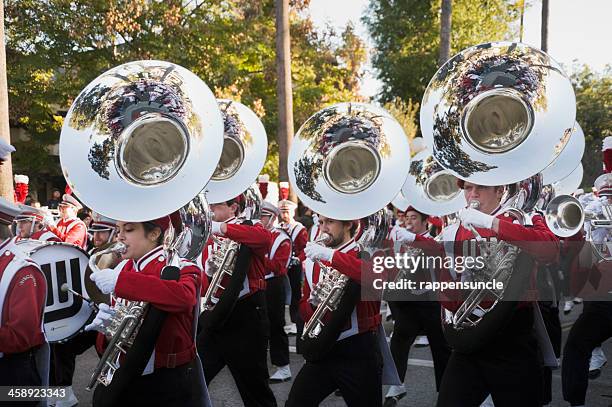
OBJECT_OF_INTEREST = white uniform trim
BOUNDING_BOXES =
[264,231,291,280]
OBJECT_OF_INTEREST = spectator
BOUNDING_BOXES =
[46,189,62,209]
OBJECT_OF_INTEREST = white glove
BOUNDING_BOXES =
[90,268,121,295]
[42,211,56,227]
[392,227,416,243]
[458,207,495,229]
[304,242,334,262]
[211,221,223,236]
[84,303,116,332]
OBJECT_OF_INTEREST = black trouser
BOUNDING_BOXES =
[287,262,302,324]
[0,347,42,407]
[437,307,542,407]
[197,291,277,407]
[538,301,561,405]
[287,262,304,353]
[49,330,97,386]
[562,301,612,406]
[266,276,289,367]
[388,300,450,390]
[286,331,383,407]
[121,357,209,407]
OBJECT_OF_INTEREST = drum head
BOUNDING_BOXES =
[29,242,94,343]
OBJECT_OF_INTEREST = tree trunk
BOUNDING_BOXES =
[519,0,526,42]
[275,0,296,202]
[541,0,549,52]
[438,0,452,67]
[0,2,14,201]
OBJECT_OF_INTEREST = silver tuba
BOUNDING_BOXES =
[59,60,223,392]
[419,42,577,350]
[288,103,409,353]
[199,99,267,325]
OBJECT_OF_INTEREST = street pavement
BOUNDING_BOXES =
[68,303,612,407]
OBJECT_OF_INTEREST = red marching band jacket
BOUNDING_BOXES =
[199,217,273,299]
[48,217,88,249]
[286,222,308,262]
[413,208,560,313]
[264,229,292,280]
[95,246,204,369]
[300,239,381,340]
[0,238,47,355]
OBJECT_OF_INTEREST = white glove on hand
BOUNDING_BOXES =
[392,227,416,243]
[304,242,334,262]
[90,268,120,295]
[211,221,223,236]
[458,207,495,229]
[84,303,116,332]
[42,212,56,227]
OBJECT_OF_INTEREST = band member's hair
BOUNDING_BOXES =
[142,222,165,246]
[341,220,359,237]
[225,195,245,216]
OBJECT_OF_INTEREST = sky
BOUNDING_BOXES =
[307,0,612,99]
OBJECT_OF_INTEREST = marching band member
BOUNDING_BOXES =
[395,180,559,407]
[14,205,61,242]
[88,213,118,253]
[47,194,87,249]
[87,215,209,406]
[260,201,293,383]
[562,172,612,407]
[384,206,450,406]
[286,215,383,407]
[0,197,49,407]
[278,199,308,340]
[197,194,278,407]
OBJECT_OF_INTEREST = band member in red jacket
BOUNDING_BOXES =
[384,207,450,406]
[394,180,559,407]
[197,194,277,407]
[0,198,49,407]
[286,215,383,407]
[87,214,210,406]
[48,194,87,249]
[88,213,118,253]
[278,199,308,341]
[14,206,61,242]
[260,201,293,383]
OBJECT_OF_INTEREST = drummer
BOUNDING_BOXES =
[14,205,61,243]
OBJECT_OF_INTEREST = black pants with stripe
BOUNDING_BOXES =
[562,301,612,406]
[388,300,450,390]
[437,307,542,407]
[266,276,290,367]
[285,330,383,407]
[197,291,277,407]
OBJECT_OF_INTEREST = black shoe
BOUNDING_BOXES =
[589,361,607,379]
[334,390,342,397]
[383,392,406,407]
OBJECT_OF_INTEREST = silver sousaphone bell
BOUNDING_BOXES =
[60,60,224,261]
[205,99,268,207]
[288,102,411,220]
[421,42,576,185]
[401,149,466,216]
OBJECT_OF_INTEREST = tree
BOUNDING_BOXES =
[541,0,549,52]
[571,65,612,188]
[4,0,366,185]
[275,0,294,199]
[0,2,13,200]
[439,0,452,66]
[363,0,520,105]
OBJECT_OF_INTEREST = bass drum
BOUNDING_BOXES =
[16,240,94,343]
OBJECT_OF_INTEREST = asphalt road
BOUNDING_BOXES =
[66,303,612,407]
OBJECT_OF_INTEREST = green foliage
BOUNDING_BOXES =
[4,0,366,180]
[383,97,419,141]
[572,65,612,188]
[363,0,520,104]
